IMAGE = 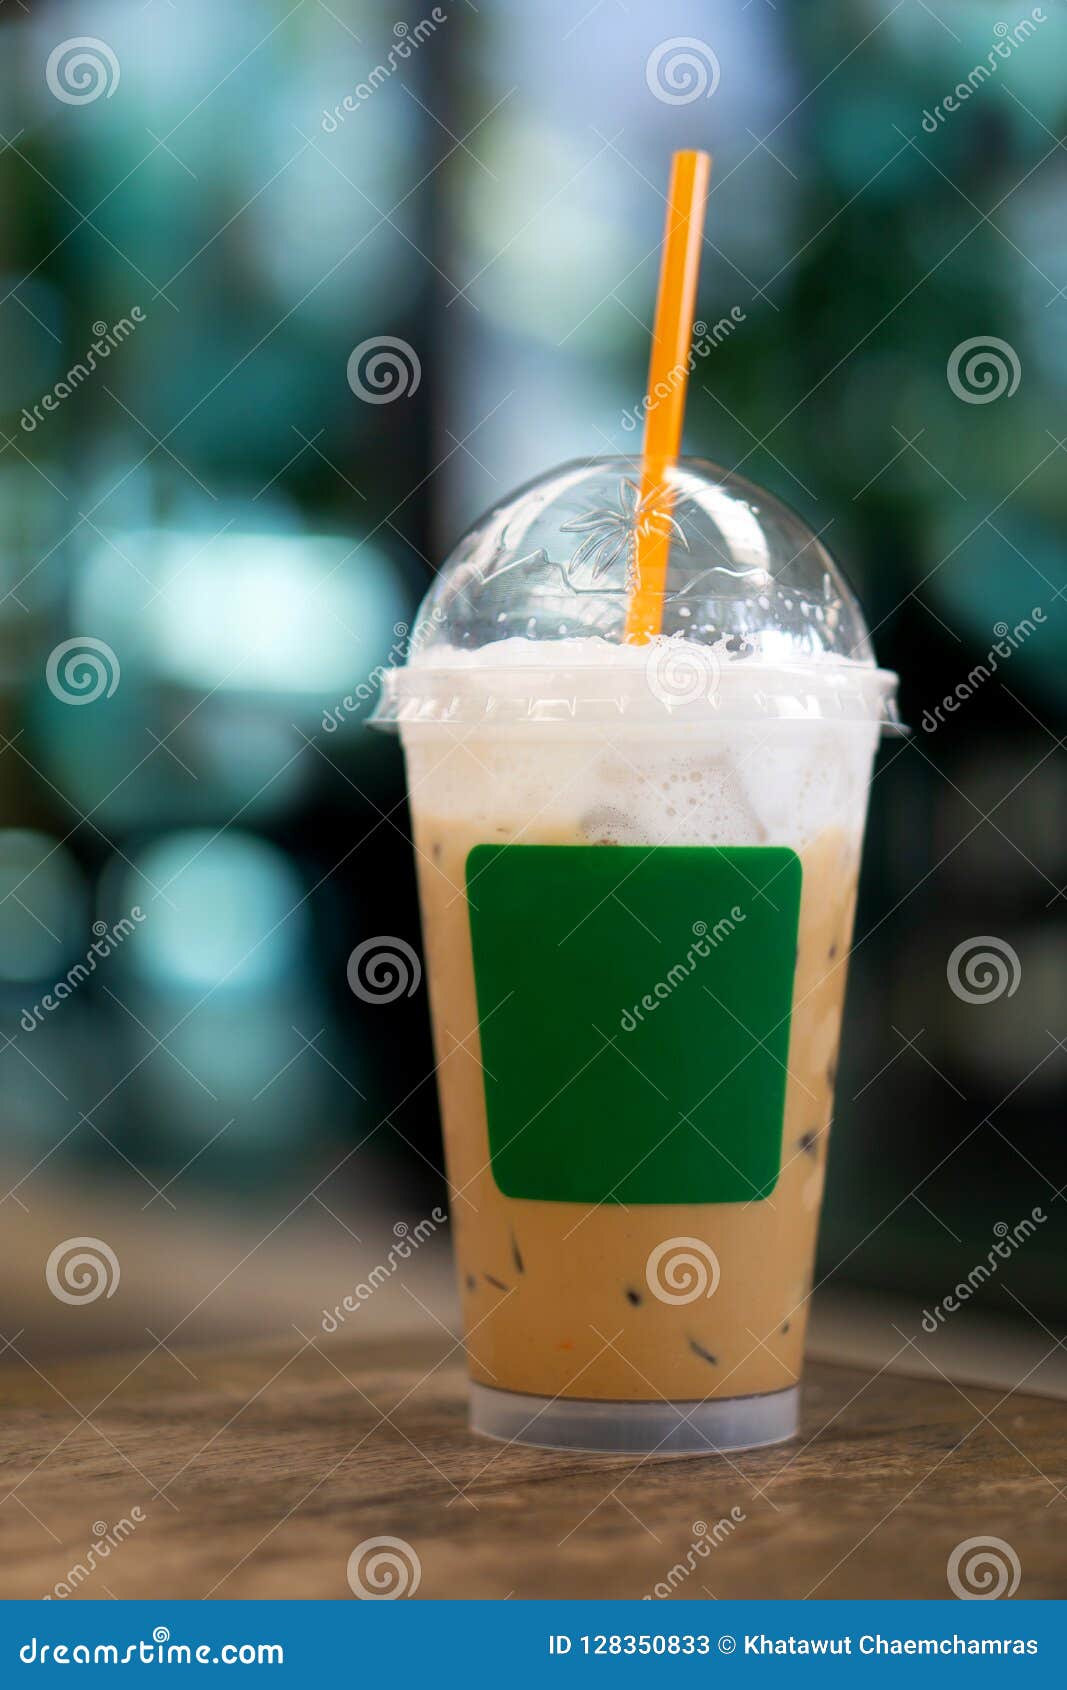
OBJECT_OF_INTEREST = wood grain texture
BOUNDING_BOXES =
[0,1336,1063,1600]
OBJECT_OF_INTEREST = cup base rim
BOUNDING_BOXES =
[468,1380,799,1457]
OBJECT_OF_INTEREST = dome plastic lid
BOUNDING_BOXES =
[373,457,900,731]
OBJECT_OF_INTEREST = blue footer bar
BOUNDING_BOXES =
[1,1600,1063,1683]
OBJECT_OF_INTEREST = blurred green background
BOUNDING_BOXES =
[0,0,1064,1348]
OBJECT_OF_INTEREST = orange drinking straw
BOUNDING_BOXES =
[624,149,711,644]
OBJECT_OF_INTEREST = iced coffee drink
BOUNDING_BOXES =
[375,458,898,1454]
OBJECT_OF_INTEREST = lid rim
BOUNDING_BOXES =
[369,660,901,733]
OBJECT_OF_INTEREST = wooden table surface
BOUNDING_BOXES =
[1,1335,1063,1601]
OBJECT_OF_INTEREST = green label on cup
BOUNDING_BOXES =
[466,843,802,1206]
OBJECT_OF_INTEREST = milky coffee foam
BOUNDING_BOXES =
[399,637,881,850]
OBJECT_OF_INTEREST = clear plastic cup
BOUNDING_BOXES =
[373,457,899,1455]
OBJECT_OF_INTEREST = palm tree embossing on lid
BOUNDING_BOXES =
[560,477,689,589]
